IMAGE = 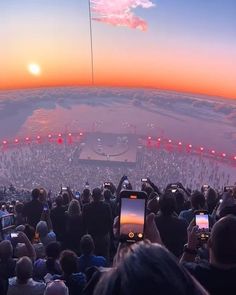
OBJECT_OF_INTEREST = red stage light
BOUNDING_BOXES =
[178,142,182,146]
[222,153,226,157]
[15,139,19,143]
[148,136,152,140]
[234,156,236,160]
[211,150,215,154]
[168,139,172,143]
[37,135,41,140]
[188,144,192,148]
[3,140,7,145]
[25,137,29,141]
[79,132,83,136]
[57,138,63,144]
[58,133,62,137]
[200,147,204,151]
[157,138,161,142]
[48,134,52,138]
[68,133,72,137]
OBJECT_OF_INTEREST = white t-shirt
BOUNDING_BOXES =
[7,277,45,295]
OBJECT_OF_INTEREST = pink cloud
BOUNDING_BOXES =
[91,0,155,32]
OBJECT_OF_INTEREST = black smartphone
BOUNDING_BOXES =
[10,232,19,238]
[119,190,147,243]
[195,210,210,241]
[224,185,234,193]
[103,182,111,189]
[141,178,148,183]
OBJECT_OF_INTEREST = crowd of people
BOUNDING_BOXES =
[0,139,234,200]
[0,175,236,295]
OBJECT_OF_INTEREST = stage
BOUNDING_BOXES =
[78,133,137,165]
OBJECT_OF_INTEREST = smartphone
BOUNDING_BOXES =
[43,204,48,211]
[10,233,19,238]
[141,178,148,183]
[171,189,177,193]
[75,191,80,199]
[224,186,234,192]
[119,190,147,243]
[195,211,209,240]
[103,182,111,189]
[62,187,67,191]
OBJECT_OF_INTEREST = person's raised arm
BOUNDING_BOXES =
[147,178,161,195]
[116,175,127,197]
[17,231,36,261]
[180,222,198,264]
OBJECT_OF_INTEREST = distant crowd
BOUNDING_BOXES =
[0,141,234,197]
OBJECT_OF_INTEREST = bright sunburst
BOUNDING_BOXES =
[28,63,41,76]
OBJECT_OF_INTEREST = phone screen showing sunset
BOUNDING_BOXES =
[120,198,145,241]
[196,214,209,230]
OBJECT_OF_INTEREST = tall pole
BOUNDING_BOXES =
[88,0,94,85]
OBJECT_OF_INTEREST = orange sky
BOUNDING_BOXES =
[1,0,236,99]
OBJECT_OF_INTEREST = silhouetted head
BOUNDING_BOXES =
[208,215,236,267]
[32,188,40,200]
[45,280,69,295]
[94,241,207,295]
[55,195,63,207]
[80,234,95,256]
[0,240,13,260]
[16,256,33,283]
[191,191,205,210]
[103,189,112,201]
[160,192,176,216]
[68,199,81,217]
[59,250,77,275]
[92,188,102,202]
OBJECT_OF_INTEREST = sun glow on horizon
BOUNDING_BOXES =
[28,63,41,76]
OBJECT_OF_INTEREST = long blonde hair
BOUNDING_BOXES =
[68,199,81,217]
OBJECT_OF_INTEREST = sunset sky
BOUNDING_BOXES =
[0,0,236,98]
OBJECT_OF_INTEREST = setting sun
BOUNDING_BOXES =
[28,63,41,76]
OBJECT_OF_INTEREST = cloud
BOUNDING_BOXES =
[91,0,155,31]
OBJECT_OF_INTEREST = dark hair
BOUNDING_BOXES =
[60,250,78,275]
[32,188,40,200]
[46,241,61,259]
[103,189,112,201]
[24,224,35,242]
[191,191,205,210]
[55,195,63,207]
[15,202,24,214]
[46,242,61,275]
[92,188,102,201]
[206,188,218,213]
[160,193,176,215]
[80,235,95,255]
[16,257,33,283]
[94,241,206,295]
[62,193,70,206]
[210,215,236,265]
[142,185,154,199]
[83,188,91,198]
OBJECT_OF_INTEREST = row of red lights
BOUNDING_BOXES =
[1,133,235,162]
[147,136,236,161]
[2,132,83,145]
